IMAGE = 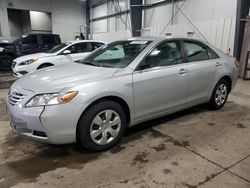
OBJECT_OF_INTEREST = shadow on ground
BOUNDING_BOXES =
[0,104,210,187]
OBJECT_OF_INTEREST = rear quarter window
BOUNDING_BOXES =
[206,46,220,59]
[183,40,220,62]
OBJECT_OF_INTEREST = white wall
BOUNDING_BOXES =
[142,0,237,55]
[91,30,131,42]
[91,0,131,33]
[51,0,86,42]
[92,3,107,19]
[0,0,86,42]
[30,11,52,32]
[91,0,132,41]
[144,0,237,27]
[91,0,237,54]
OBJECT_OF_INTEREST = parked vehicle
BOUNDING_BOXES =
[12,40,105,77]
[0,34,61,71]
[6,37,238,151]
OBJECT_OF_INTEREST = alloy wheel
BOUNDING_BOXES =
[215,83,228,106]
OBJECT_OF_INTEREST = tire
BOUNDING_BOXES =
[209,79,229,110]
[0,55,13,71]
[37,63,53,70]
[77,100,127,151]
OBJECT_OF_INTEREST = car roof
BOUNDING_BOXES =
[128,36,206,43]
[66,40,106,44]
[28,33,59,36]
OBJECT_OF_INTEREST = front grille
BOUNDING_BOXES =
[18,71,28,75]
[8,92,26,106]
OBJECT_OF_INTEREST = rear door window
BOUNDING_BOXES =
[91,42,104,51]
[67,43,89,54]
[42,35,56,44]
[22,36,38,44]
[206,46,219,59]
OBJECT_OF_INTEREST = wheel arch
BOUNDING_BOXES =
[78,95,131,125]
[76,95,131,143]
[219,75,232,93]
[209,75,233,102]
[37,62,54,69]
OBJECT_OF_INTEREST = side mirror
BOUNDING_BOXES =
[63,50,71,55]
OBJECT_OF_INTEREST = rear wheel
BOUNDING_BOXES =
[0,55,13,71]
[209,79,229,110]
[77,100,127,151]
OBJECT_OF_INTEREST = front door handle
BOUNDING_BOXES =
[216,62,222,67]
[179,69,187,75]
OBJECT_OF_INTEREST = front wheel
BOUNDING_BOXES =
[209,79,229,110]
[77,101,127,151]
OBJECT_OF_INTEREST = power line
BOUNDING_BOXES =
[159,0,208,42]
[175,3,208,42]
[111,0,132,33]
[160,0,187,35]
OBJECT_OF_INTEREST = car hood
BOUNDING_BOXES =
[14,52,56,63]
[11,63,118,93]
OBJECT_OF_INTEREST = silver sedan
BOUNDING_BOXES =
[6,37,239,151]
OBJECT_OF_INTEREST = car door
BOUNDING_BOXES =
[133,40,188,119]
[51,43,81,64]
[19,35,39,55]
[183,40,221,104]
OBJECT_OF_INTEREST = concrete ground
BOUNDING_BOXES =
[0,71,249,188]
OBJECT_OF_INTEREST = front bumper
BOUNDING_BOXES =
[12,64,29,78]
[6,88,48,142]
[6,88,86,144]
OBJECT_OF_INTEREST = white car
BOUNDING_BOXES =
[12,40,105,77]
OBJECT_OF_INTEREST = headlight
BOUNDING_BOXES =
[19,58,38,66]
[25,91,78,107]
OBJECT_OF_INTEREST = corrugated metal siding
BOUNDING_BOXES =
[141,17,236,55]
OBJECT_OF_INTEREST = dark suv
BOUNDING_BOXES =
[0,34,61,71]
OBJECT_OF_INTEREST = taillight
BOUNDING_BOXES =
[234,59,240,68]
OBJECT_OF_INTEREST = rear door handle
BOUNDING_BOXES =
[216,62,222,67]
[179,69,187,75]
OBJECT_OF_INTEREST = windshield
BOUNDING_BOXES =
[79,40,151,68]
[46,43,69,53]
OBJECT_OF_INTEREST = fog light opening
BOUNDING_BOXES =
[33,130,47,137]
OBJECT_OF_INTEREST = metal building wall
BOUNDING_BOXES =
[91,0,237,56]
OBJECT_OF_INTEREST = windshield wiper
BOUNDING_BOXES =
[82,62,99,67]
